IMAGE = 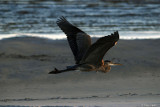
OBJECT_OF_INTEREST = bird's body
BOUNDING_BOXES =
[77,63,109,73]
[49,17,121,74]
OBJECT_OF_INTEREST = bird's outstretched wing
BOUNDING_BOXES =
[57,16,91,64]
[80,31,119,66]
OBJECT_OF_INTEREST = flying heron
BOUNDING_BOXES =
[49,17,121,74]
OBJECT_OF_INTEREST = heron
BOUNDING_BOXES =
[49,17,121,74]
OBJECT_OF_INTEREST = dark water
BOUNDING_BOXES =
[0,0,160,37]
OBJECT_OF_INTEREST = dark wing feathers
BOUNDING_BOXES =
[57,17,80,57]
[57,17,119,66]
[80,31,119,66]
[76,32,91,63]
[56,16,85,36]
[56,16,91,64]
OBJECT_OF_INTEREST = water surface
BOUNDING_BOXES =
[0,0,160,39]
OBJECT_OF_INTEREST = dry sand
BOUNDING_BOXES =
[0,37,160,106]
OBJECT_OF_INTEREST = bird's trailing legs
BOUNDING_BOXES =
[49,67,76,74]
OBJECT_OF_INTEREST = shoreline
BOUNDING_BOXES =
[0,30,160,40]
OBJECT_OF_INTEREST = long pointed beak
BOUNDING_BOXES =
[108,62,122,66]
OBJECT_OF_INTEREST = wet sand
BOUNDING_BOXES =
[0,37,160,106]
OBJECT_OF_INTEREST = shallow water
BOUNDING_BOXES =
[0,0,160,39]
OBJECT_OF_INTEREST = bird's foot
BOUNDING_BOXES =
[48,68,60,74]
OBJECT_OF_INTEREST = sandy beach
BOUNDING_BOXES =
[0,37,160,106]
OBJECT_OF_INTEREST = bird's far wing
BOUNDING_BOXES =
[57,16,91,64]
[80,31,119,66]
